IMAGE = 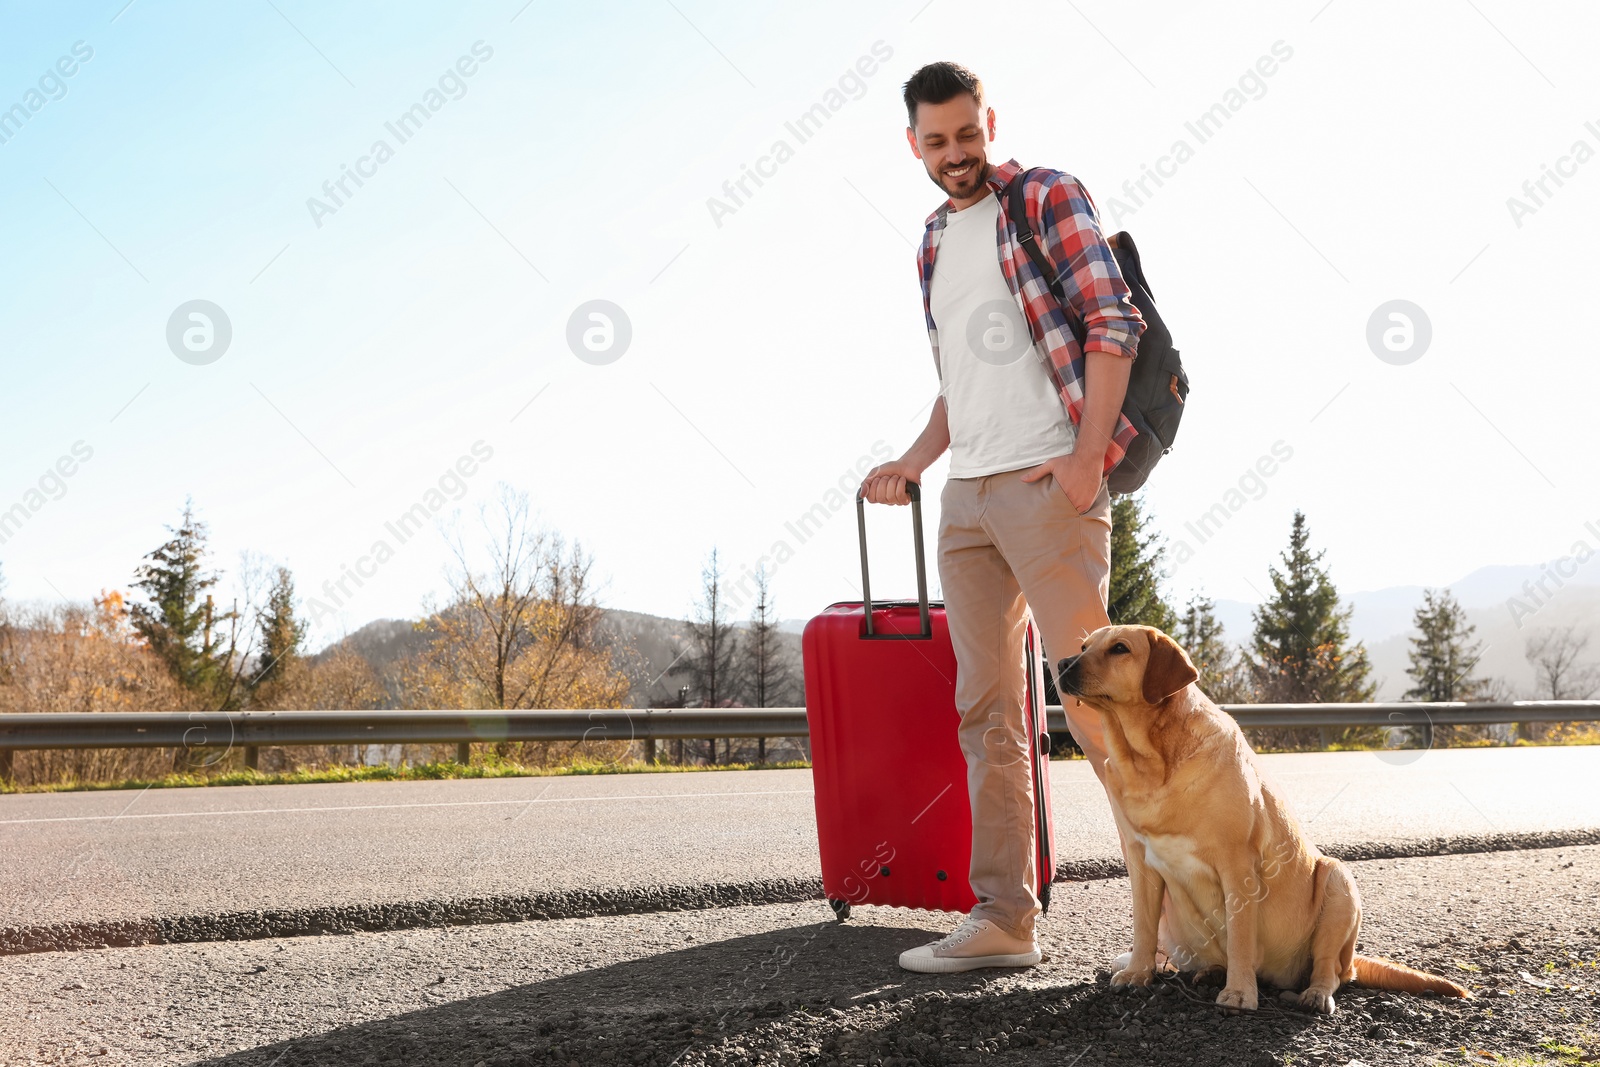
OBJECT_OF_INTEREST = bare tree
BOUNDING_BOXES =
[247,639,389,771]
[0,594,195,786]
[401,484,628,765]
[1526,626,1600,699]
[212,550,274,714]
[672,549,740,764]
[1474,676,1518,702]
[1523,626,1600,741]
[307,645,388,711]
[0,563,12,695]
[738,567,796,763]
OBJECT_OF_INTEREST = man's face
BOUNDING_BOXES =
[905,94,995,205]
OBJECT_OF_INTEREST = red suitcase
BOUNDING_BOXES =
[802,483,1055,921]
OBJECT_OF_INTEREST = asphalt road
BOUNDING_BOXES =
[1,844,1596,1066]
[2,747,1597,946]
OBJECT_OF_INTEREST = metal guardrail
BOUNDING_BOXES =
[1,701,1596,778]
[1218,701,1600,729]
[0,708,811,750]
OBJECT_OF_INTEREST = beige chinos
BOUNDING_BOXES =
[938,465,1117,940]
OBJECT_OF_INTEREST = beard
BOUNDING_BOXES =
[926,156,989,200]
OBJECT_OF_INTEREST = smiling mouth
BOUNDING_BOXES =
[943,162,975,180]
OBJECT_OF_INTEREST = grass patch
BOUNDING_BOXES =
[1514,733,1600,748]
[1454,1042,1590,1066]
[0,756,813,795]
[1536,1040,1588,1063]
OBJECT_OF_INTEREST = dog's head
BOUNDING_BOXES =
[1056,625,1199,716]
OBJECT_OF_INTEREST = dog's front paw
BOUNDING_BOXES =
[1296,987,1336,1014]
[1111,967,1154,989]
[1216,985,1258,1012]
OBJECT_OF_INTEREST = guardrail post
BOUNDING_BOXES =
[243,746,259,771]
[0,747,12,786]
[457,742,471,765]
[642,737,656,765]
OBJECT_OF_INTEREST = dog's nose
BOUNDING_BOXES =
[1056,654,1080,679]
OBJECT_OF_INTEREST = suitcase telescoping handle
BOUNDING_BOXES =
[855,482,932,640]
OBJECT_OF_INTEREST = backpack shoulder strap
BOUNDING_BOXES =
[1006,169,1056,287]
[1005,168,1086,339]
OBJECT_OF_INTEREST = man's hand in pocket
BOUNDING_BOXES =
[1020,451,1102,513]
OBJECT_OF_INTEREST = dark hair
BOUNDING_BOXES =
[902,61,984,127]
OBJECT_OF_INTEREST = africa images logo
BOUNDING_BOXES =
[0,40,94,148]
[705,41,894,228]
[305,41,495,228]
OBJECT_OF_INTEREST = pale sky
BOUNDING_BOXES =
[2,0,1597,647]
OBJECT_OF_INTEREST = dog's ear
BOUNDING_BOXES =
[1142,629,1199,706]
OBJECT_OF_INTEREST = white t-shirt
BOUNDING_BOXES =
[930,190,1076,479]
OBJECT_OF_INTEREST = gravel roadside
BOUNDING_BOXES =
[7,829,1598,956]
[1,845,1595,1067]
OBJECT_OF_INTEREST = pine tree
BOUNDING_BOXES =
[1247,511,1376,747]
[672,548,740,764]
[129,499,237,706]
[739,568,795,763]
[1404,589,1484,702]
[251,566,307,694]
[1402,588,1490,747]
[1109,494,1178,633]
[1175,594,1251,703]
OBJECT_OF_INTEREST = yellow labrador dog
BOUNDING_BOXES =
[1057,624,1471,1013]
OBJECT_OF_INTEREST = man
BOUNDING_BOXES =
[861,61,1146,973]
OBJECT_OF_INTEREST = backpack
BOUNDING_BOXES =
[1006,170,1189,495]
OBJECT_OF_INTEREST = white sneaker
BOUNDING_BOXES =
[898,917,1042,973]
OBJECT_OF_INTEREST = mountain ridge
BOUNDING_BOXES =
[308,560,1598,706]
[314,608,803,709]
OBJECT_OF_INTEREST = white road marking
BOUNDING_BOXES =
[0,789,813,826]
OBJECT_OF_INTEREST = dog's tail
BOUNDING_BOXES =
[1352,954,1473,998]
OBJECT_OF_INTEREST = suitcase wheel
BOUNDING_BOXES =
[1039,881,1052,915]
[828,899,852,922]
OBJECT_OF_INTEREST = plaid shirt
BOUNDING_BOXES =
[918,158,1145,474]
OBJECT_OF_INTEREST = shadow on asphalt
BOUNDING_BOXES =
[188,919,1333,1067]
